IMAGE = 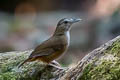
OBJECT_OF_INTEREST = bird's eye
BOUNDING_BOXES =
[64,21,68,24]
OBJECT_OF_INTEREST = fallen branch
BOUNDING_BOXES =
[0,35,120,80]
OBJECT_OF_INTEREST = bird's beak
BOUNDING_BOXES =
[72,18,82,23]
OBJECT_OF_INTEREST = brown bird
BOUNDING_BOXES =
[18,18,81,68]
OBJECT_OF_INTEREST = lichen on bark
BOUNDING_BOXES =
[79,39,120,80]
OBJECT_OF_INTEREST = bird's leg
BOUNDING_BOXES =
[50,60,61,66]
[48,60,63,70]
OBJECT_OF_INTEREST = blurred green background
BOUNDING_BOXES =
[0,0,120,66]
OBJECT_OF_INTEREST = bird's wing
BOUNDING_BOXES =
[29,48,55,58]
[29,37,62,58]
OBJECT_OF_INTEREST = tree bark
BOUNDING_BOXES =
[0,35,120,80]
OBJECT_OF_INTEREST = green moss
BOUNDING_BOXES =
[79,39,120,80]
[0,53,54,80]
[79,58,120,80]
[106,39,120,57]
[0,51,42,80]
[0,72,17,80]
[0,53,25,80]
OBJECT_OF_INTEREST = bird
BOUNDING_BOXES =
[18,18,81,68]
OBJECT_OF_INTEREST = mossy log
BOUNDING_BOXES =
[0,35,120,80]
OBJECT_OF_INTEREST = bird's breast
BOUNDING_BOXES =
[66,31,70,45]
[61,31,70,47]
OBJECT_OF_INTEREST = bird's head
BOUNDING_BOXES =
[56,18,81,33]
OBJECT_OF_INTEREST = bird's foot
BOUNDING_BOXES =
[48,60,63,70]
[51,60,61,66]
[48,63,63,70]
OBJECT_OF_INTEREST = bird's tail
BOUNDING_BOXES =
[18,59,30,68]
